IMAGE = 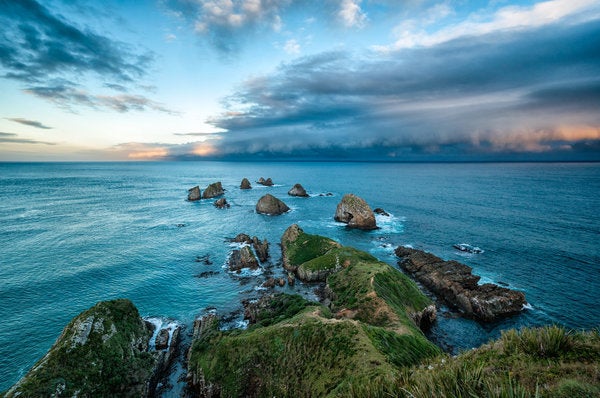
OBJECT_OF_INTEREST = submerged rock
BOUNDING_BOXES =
[256,194,290,215]
[240,178,252,189]
[334,194,377,230]
[202,182,225,199]
[188,186,201,201]
[288,183,309,197]
[214,197,230,209]
[395,246,527,321]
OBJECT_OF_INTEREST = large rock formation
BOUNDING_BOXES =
[280,224,340,277]
[188,186,201,201]
[228,246,259,272]
[240,178,252,189]
[256,194,289,215]
[334,194,377,230]
[257,177,274,186]
[395,246,527,321]
[4,299,178,397]
[202,182,224,199]
[288,183,309,197]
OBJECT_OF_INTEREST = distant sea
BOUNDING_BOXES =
[1,161,599,391]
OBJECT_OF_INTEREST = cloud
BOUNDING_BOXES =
[23,82,178,114]
[0,0,150,83]
[173,132,223,137]
[338,0,366,28]
[283,38,300,54]
[5,117,52,129]
[201,17,600,160]
[0,132,56,145]
[375,0,600,52]
[0,0,173,114]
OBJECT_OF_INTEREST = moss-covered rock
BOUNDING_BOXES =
[4,299,156,397]
[280,224,341,275]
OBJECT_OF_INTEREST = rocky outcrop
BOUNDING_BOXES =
[288,183,309,197]
[186,315,221,397]
[4,299,160,397]
[257,177,274,186]
[202,182,225,199]
[214,197,230,208]
[334,194,377,230]
[188,186,201,201]
[240,178,252,189]
[395,246,527,321]
[374,207,390,217]
[262,277,285,288]
[411,304,437,331]
[256,194,289,215]
[228,246,259,272]
[230,233,270,262]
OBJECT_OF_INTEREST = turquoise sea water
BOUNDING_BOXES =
[1,161,599,391]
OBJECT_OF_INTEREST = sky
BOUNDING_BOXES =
[0,0,599,161]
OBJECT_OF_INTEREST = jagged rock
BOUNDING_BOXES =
[374,207,390,217]
[202,182,225,199]
[4,299,156,397]
[232,233,252,243]
[240,178,252,189]
[277,278,286,287]
[287,272,295,286]
[334,194,377,230]
[411,304,437,331]
[188,186,201,201]
[257,177,274,186]
[155,328,170,350]
[214,197,230,209]
[256,194,289,215]
[186,315,220,396]
[195,271,219,278]
[263,278,276,288]
[288,183,309,197]
[395,246,527,321]
[252,236,270,262]
[228,246,259,272]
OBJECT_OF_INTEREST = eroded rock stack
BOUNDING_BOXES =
[288,183,309,197]
[256,194,289,215]
[334,194,377,230]
[202,182,224,199]
[240,178,252,189]
[188,186,201,201]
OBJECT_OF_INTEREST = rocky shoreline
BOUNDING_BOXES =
[8,179,593,398]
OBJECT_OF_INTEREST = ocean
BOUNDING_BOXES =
[1,161,598,392]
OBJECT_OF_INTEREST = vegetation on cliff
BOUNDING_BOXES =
[4,299,155,397]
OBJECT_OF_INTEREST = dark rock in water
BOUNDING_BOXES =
[231,233,252,243]
[374,207,390,217]
[155,328,170,350]
[256,194,290,215]
[288,183,309,197]
[257,177,274,186]
[287,272,295,286]
[334,193,377,230]
[277,278,286,287]
[214,197,230,208]
[188,186,201,201]
[240,178,252,189]
[228,246,259,272]
[411,304,437,331]
[252,236,270,262]
[395,246,527,321]
[453,243,484,254]
[195,271,219,278]
[202,181,225,199]
[195,254,212,265]
[263,277,276,288]
[176,223,186,228]
[3,299,158,397]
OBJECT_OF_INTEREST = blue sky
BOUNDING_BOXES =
[0,0,599,161]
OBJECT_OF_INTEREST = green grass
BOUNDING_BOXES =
[282,230,339,268]
[253,294,318,327]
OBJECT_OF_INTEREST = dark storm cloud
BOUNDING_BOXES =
[0,132,56,145]
[5,118,52,129]
[0,0,170,113]
[206,19,600,160]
